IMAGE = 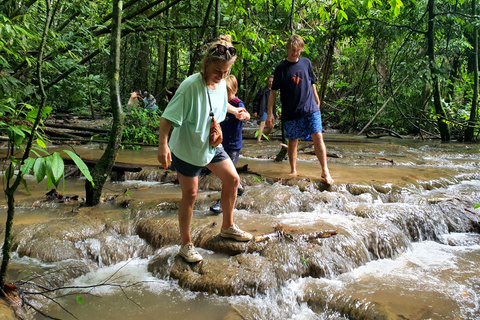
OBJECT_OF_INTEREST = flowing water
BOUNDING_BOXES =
[1,130,480,320]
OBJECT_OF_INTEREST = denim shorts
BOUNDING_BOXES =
[171,147,230,177]
[284,110,322,139]
[259,112,268,122]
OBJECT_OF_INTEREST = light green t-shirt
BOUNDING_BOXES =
[162,73,227,167]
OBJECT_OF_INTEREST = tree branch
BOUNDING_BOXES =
[359,17,427,34]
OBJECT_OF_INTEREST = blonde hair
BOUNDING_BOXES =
[200,35,237,83]
[226,74,238,96]
[286,35,305,50]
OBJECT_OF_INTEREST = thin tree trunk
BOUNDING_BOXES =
[464,0,478,142]
[88,63,95,119]
[290,0,295,34]
[139,34,149,91]
[155,36,165,105]
[319,31,336,109]
[427,0,451,141]
[187,0,215,76]
[215,0,220,37]
[358,76,408,135]
[171,33,178,82]
[1,0,53,290]
[85,0,124,206]
[162,36,169,110]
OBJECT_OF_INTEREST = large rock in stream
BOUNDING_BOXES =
[148,251,277,297]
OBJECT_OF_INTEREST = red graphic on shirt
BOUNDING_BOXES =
[292,71,302,85]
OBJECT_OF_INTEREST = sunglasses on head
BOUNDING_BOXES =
[210,44,236,57]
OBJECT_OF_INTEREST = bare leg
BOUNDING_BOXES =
[177,173,199,245]
[206,158,240,229]
[257,121,266,141]
[288,138,299,175]
[311,132,334,185]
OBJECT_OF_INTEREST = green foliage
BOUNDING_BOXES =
[254,130,270,140]
[2,0,478,140]
[121,105,162,149]
[2,105,94,192]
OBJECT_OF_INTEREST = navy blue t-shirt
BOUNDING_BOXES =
[220,97,245,151]
[272,57,319,121]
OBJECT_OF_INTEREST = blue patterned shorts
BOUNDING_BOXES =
[284,111,322,139]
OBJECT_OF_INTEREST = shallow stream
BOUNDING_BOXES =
[1,131,480,320]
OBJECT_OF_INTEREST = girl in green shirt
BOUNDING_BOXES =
[157,35,253,263]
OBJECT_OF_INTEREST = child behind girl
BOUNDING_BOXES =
[210,74,250,214]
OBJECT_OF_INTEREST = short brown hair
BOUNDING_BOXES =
[286,35,305,50]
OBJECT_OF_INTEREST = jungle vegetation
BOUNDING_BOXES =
[0,0,478,293]
[1,0,478,145]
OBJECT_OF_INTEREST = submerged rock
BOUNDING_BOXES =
[301,281,389,320]
[148,250,277,297]
[14,215,105,262]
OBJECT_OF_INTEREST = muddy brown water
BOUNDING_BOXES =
[1,131,480,320]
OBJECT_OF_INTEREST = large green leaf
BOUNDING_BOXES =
[33,157,46,183]
[20,157,36,174]
[63,150,95,186]
[50,152,64,183]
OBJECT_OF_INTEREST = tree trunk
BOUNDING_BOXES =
[289,0,295,34]
[464,0,478,142]
[171,33,178,83]
[427,0,451,142]
[1,0,53,290]
[155,36,165,107]
[85,0,124,206]
[319,31,336,109]
[215,0,220,37]
[139,35,149,91]
[162,35,169,110]
[187,0,215,76]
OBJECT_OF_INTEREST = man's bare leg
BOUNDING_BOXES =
[257,121,266,141]
[311,132,334,185]
[288,138,299,175]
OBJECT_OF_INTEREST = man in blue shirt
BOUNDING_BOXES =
[266,35,333,185]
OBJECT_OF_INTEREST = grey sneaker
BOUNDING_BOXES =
[220,224,253,242]
[179,242,203,263]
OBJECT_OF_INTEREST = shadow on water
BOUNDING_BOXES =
[1,134,480,319]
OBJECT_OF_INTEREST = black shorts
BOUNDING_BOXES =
[225,149,240,167]
[171,147,230,177]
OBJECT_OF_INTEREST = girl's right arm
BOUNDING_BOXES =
[157,118,173,169]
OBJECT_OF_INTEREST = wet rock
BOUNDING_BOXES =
[302,283,389,320]
[1,291,31,320]
[199,235,267,256]
[75,232,154,266]
[198,173,223,191]
[148,250,277,297]
[136,218,180,248]
[0,299,17,320]
[16,238,82,262]
[126,168,178,183]
[346,184,379,196]
[13,216,105,262]
[24,260,93,289]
